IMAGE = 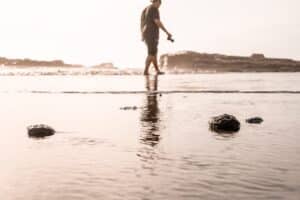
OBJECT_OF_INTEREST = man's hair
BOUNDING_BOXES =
[151,0,161,3]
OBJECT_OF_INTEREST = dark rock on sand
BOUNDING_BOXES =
[27,124,55,138]
[120,106,138,111]
[209,114,240,133]
[246,117,264,124]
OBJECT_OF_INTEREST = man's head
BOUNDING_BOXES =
[151,0,162,8]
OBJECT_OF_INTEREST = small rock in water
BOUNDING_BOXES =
[27,124,55,138]
[209,114,240,133]
[120,106,138,111]
[246,117,264,124]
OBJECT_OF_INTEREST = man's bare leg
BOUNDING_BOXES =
[144,55,152,75]
[152,55,160,73]
[153,55,164,75]
[144,55,164,75]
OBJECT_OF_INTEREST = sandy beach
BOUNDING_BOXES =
[1,0,299,198]
[0,72,300,200]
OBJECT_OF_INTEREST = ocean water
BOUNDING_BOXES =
[0,73,300,200]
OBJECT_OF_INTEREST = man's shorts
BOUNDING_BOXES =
[145,37,158,56]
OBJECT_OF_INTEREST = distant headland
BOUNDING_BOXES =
[160,51,300,72]
[0,57,83,68]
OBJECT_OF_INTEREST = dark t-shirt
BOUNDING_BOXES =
[143,5,160,39]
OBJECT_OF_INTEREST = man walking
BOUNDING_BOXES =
[141,0,173,75]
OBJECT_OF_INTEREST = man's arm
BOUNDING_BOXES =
[154,19,172,37]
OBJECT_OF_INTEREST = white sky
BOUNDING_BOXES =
[0,0,299,67]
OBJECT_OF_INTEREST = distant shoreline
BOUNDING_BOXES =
[1,51,300,73]
[1,67,300,77]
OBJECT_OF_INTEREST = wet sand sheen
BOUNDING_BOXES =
[3,90,300,94]
[0,73,300,200]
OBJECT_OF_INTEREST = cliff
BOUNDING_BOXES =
[91,62,117,69]
[160,51,300,72]
[0,57,82,67]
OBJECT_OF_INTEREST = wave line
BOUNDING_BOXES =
[7,90,300,94]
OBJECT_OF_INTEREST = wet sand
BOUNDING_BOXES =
[0,73,300,200]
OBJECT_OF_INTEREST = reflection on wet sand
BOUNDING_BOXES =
[140,75,161,147]
[137,75,162,182]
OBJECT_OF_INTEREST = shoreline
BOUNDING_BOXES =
[1,66,300,76]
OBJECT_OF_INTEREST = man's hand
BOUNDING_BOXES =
[167,33,174,42]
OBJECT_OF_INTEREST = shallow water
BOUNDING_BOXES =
[0,73,300,200]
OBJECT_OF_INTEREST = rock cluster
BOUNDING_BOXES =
[25,115,263,139]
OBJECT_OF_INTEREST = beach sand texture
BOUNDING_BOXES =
[0,73,300,200]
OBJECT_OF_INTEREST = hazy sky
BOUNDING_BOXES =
[0,0,299,67]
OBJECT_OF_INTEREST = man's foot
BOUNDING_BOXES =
[157,71,165,75]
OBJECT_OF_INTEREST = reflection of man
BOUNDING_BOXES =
[140,75,160,146]
[141,0,172,75]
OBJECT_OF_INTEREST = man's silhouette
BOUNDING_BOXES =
[141,0,172,75]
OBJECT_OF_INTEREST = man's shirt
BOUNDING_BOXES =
[143,5,160,39]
